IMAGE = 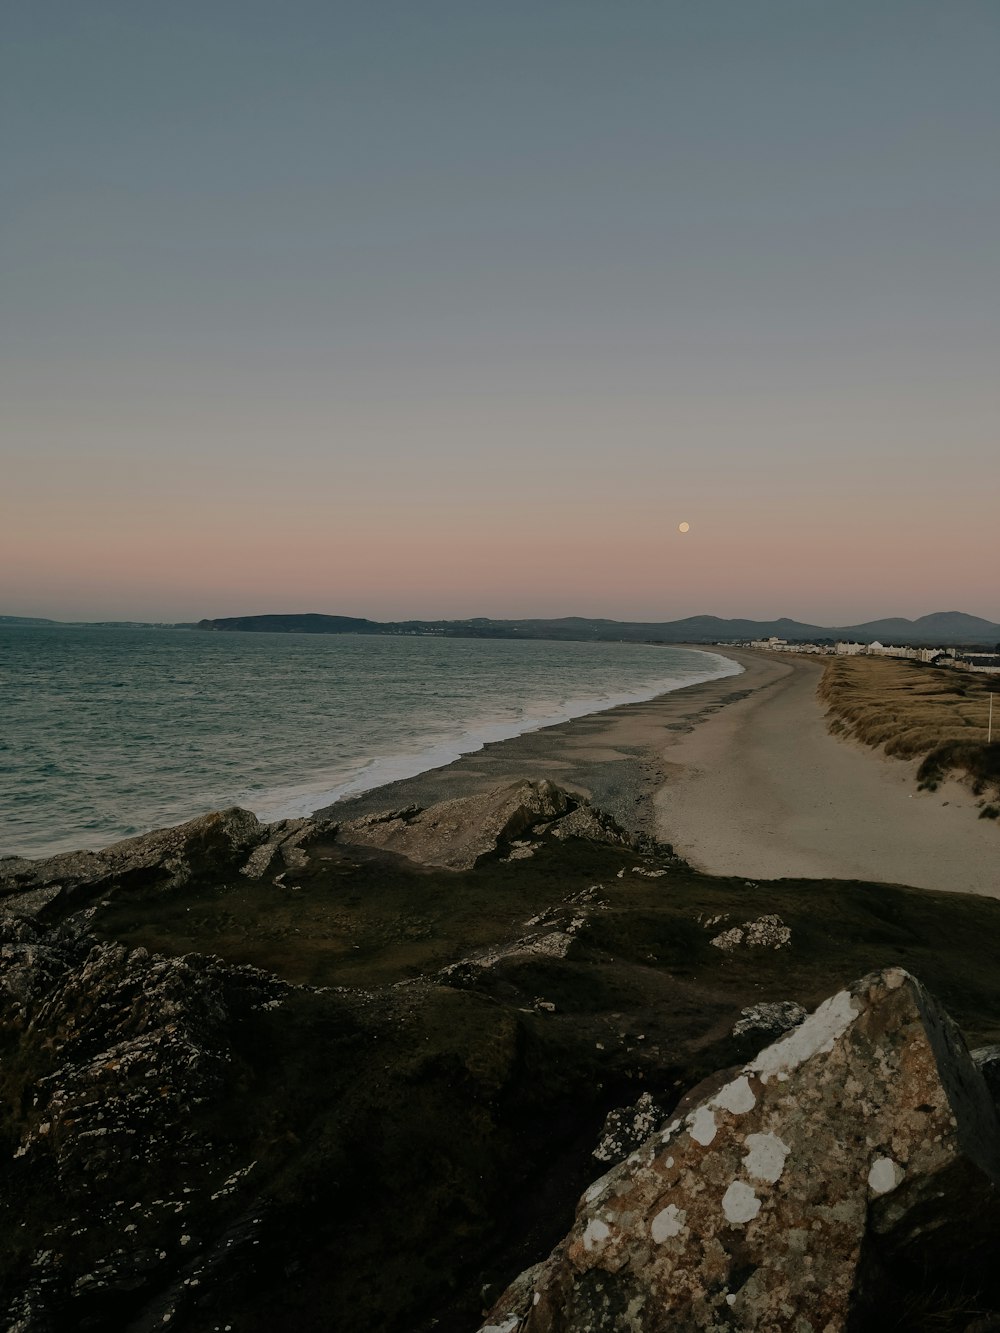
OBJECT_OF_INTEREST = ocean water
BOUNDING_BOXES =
[0,626,740,859]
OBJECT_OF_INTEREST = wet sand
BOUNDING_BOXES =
[318,651,757,836]
[320,646,999,897]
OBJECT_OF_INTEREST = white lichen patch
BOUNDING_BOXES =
[868,1156,905,1195]
[650,1204,686,1243]
[660,1118,682,1144]
[750,990,858,1083]
[689,1106,717,1146]
[712,1076,756,1116]
[742,1132,790,1184]
[583,1173,612,1205]
[722,1180,761,1226]
[482,1316,521,1333]
[582,1218,611,1251]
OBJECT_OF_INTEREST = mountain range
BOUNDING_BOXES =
[5,610,998,646]
[194,610,1000,647]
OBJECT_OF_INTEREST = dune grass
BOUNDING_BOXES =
[818,656,1000,796]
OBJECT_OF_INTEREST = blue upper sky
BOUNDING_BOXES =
[3,1,998,621]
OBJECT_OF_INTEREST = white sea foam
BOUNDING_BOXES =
[248,653,743,819]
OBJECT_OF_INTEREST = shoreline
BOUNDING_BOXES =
[317,648,762,836]
[11,642,994,896]
[322,647,999,897]
[0,642,737,862]
[267,647,742,819]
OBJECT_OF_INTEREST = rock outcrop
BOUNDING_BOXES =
[0,807,339,920]
[480,968,1000,1332]
[0,783,635,920]
[731,1001,806,1040]
[0,913,289,1331]
[338,779,630,870]
[592,1094,667,1167]
[709,914,791,952]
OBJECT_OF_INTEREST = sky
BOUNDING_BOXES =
[2,0,998,625]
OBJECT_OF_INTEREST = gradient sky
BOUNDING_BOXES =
[3,1,998,624]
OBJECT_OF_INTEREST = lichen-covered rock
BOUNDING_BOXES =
[0,807,265,915]
[338,779,576,869]
[439,883,606,988]
[439,930,579,988]
[732,1001,806,1039]
[710,913,791,951]
[593,1094,666,1166]
[0,914,288,1330]
[0,809,341,921]
[479,969,1000,1332]
[238,815,327,879]
[549,804,633,847]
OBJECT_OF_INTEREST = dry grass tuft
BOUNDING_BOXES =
[818,657,1000,798]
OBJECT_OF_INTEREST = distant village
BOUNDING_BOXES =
[740,638,1000,675]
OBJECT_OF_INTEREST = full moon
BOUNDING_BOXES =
[678,521,690,533]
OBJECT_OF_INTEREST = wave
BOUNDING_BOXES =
[247,651,743,820]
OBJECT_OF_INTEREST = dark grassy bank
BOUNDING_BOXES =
[68,832,1000,1332]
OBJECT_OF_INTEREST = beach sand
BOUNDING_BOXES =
[321,646,998,897]
[317,652,755,836]
[657,650,999,896]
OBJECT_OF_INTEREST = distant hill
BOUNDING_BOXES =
[1,617,199,630]
[196,613,380,634]
[196,610,1000,647]
[843,611,1000,643]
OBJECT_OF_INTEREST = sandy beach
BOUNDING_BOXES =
[323,646,999,897]
[656,650,999,896]
[318,652,755,835]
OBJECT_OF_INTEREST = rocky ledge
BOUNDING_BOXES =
[0,780,637,917]
[4,784,1000,1331]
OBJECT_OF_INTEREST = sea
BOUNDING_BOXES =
[0,626,741,860]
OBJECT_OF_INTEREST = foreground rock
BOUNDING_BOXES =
[481,968,1000,1332]
[338,779,632,870]
[0,913,289,1331]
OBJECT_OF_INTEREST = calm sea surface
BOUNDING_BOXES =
[0,626,740,859]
